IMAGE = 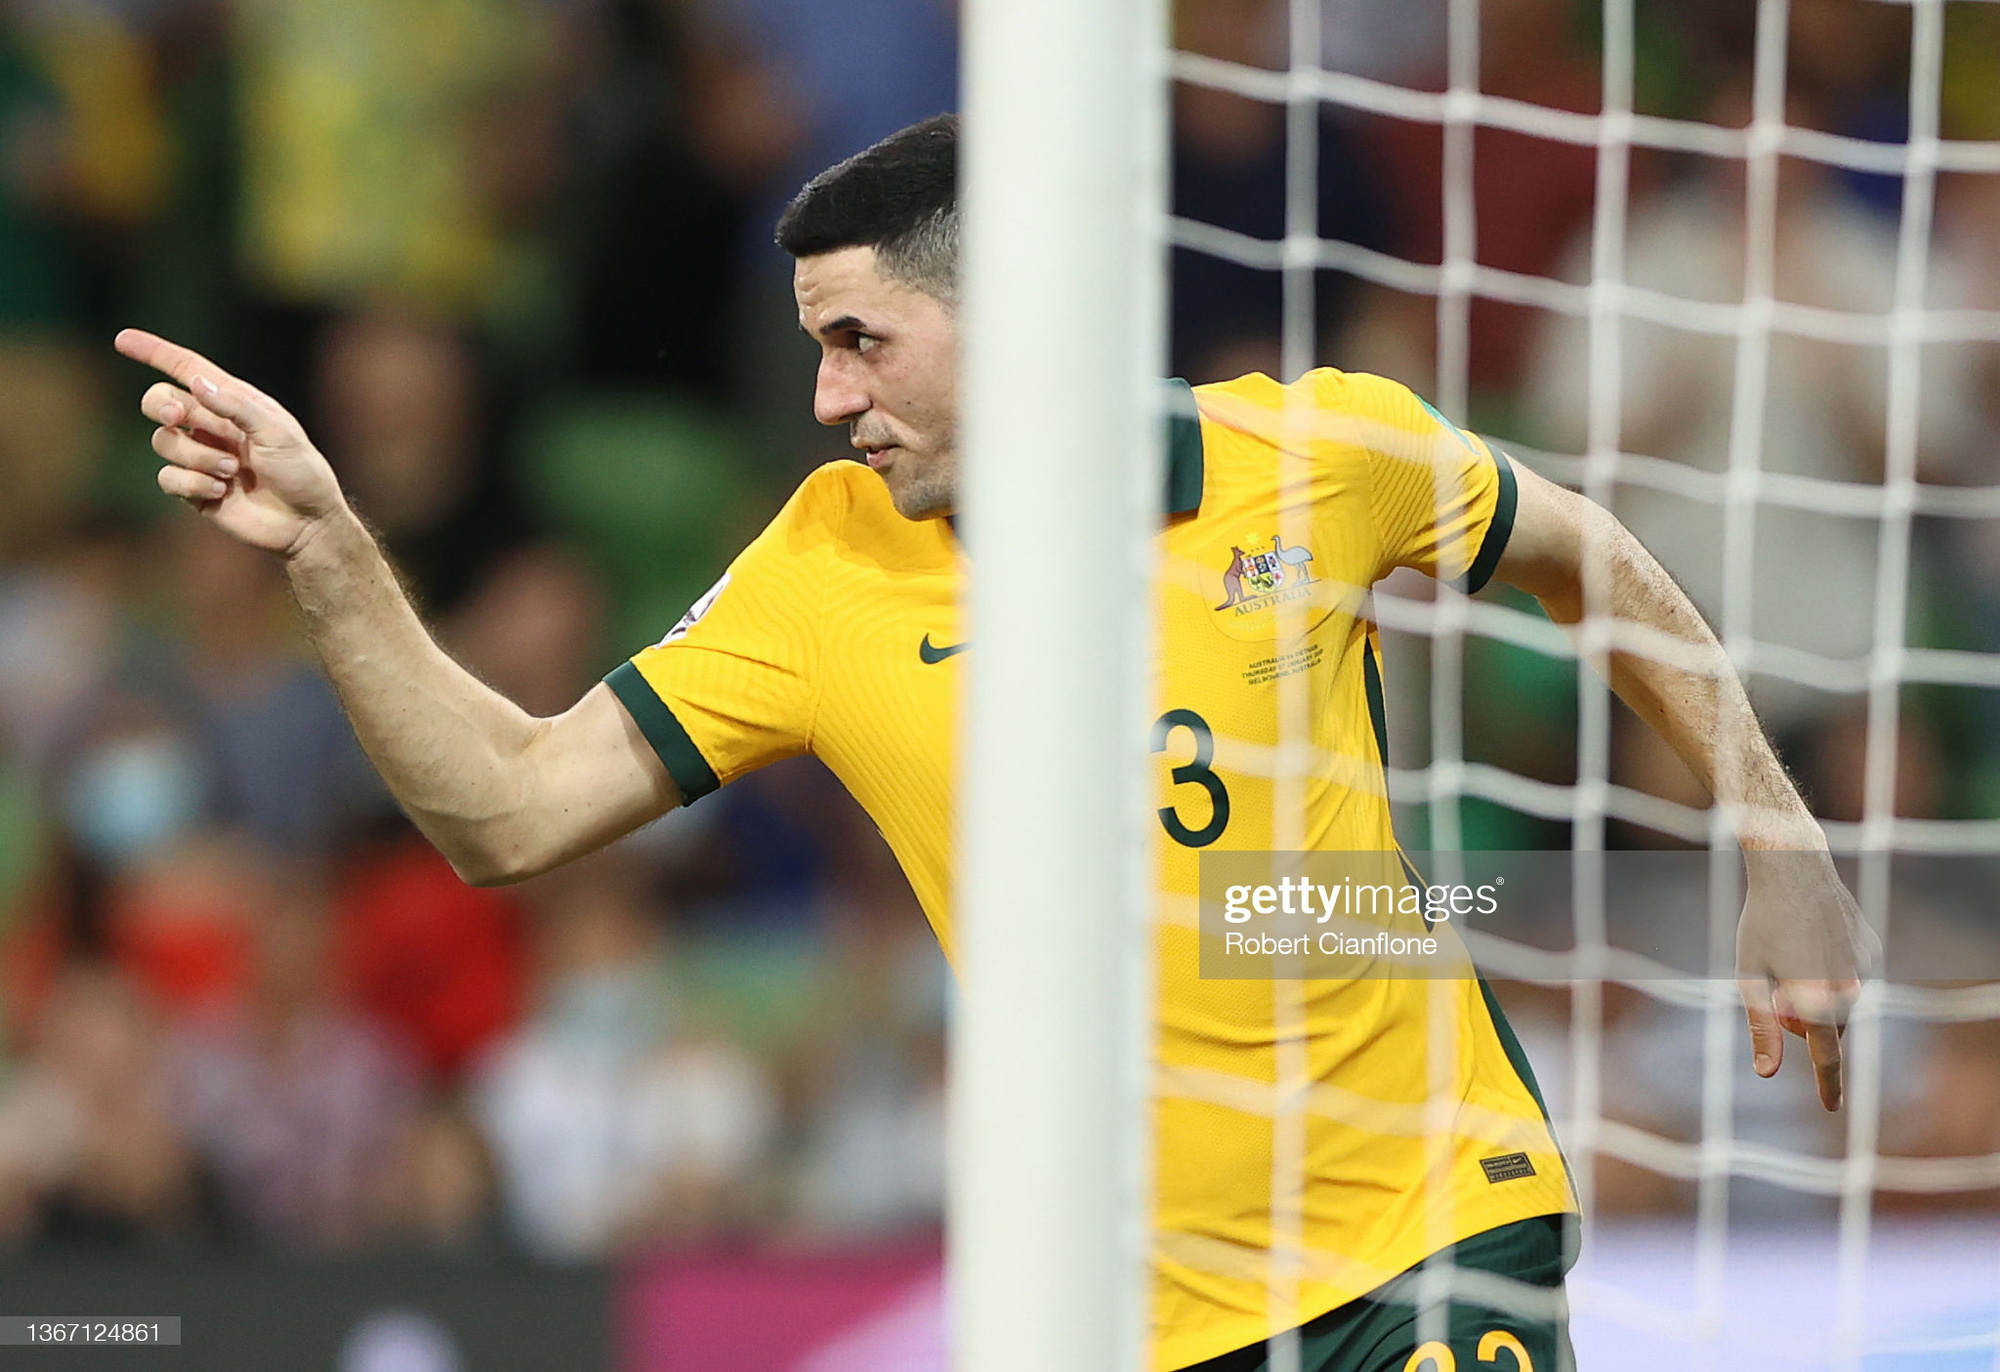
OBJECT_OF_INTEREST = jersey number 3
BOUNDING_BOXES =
[1152,709,1230,847]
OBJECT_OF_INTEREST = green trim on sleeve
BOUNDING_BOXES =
[1461,447,1518,595]
[605,661,721,805]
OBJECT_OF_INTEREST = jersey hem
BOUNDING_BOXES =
[1153,1202,1580,1372]
[1167,1212,1576,1371]
[605,661,721,804]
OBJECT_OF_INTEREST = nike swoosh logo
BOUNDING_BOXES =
[919,634,970,664]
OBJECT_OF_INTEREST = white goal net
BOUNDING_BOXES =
[1151,0,2000,1367]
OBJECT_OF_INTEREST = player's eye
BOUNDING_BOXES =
[856,334,880,355]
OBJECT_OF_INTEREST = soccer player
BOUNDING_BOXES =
[120,114,1871,1372]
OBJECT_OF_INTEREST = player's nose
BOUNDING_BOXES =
[813,355,868,427]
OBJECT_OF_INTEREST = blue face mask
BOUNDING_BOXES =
[61,735,207,867]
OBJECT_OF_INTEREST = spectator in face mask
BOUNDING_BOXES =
[43,515,391,868]
[54,704,208,877]
[27,687,241,1031]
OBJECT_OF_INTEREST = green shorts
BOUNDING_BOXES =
[1181,1214,1579,1372]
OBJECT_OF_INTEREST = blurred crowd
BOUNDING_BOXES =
[0,0,1998,1264]
[0,0,954,1258]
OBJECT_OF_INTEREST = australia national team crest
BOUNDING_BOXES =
[1215,535,1316,611]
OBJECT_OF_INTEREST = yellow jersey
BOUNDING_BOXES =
[607,368,1577,1370]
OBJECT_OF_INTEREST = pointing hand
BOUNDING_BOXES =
[116,328,349,557]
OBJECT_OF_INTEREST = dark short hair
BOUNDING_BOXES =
[775,114,959,301]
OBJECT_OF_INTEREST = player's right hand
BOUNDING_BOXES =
[1735,848,1881,1112]
[115,328,349,558]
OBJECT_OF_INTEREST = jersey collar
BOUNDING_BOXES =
[1164,378,1204,516]
[943,379,1203,542]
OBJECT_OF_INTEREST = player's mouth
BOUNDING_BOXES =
[864,445,897,471]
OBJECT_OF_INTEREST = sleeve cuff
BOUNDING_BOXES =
[605,661,721,805]
[1459,447,1518,595]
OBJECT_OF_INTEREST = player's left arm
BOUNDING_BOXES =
[1490,456,1879,1112]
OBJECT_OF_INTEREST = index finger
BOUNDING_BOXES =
[115,328,234,391]
[114,329,269,431]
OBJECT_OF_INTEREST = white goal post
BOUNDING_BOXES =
[952,1,1168,1370]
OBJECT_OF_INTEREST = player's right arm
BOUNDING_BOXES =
[115,329,680,884]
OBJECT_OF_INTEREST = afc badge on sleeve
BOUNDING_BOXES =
[658,573,731,646]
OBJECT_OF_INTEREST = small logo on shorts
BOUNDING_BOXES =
[1480,1152,1537,1184]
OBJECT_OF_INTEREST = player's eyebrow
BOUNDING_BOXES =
[816,314,872,340]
